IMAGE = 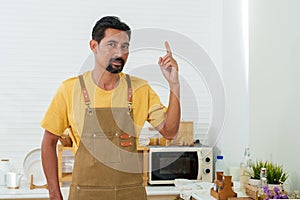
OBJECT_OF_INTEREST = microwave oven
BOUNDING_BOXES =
[148,146,213,185]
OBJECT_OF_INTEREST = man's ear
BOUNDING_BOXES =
[89,40,98,52]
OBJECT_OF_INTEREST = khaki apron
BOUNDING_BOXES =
[68,74,147,200]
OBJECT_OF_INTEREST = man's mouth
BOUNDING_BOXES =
[111,58,124,67]
[112,60,123,68]
[106,57,125,74]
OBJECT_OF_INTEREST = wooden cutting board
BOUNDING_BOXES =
[170,121,194,146]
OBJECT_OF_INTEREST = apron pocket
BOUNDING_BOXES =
[116,184,147,200]
[93,132,121,164]
[74,185,115,200]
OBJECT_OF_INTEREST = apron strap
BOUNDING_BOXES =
[125,74,133,113]
[78,73,133,113]
[79,75,91,104]
[78,75,92,115]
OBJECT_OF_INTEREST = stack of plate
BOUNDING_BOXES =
[23,148,47,186]
[62,149,74,173]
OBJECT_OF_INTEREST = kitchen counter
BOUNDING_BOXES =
[0,182,69,200]
[144,181,248,200]
[0,181,247,200]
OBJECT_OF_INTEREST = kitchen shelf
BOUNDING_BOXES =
[57,145,73,186]
[137,146,149,186]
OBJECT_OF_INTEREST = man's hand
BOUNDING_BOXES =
[158,41,179,86]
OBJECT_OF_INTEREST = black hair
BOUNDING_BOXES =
[92,16,131,43]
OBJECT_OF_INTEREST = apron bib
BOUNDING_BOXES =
[68,74,147,200]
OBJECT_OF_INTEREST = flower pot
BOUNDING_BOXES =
[248,178,260,187]
[268,184,283,191]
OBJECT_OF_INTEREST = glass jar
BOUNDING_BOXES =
[0,159,11,186]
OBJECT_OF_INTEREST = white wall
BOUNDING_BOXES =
[0,0,231,179]
[249,0,300,191]
[215,0,249,171]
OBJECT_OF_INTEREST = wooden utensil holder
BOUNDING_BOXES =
[210,172,237,200]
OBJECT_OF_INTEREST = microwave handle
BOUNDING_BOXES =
[197,151,202,180]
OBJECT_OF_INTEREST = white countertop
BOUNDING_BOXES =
[0,183,48,199]
[0,181,246,200]
[0,182,69,199]
[146,181,247,200]
[146,185,179,196]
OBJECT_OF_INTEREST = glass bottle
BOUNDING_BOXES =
[240,148,252,192]
[0,159,11,186]
[260,167,267,188]
[243,147,252,168]
[259,167,268,197]
[240,147,252,173]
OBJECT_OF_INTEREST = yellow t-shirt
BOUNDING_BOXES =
[41,71,166,152]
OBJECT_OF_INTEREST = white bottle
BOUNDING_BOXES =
[214,155,225,192]
[0,159,11,186]
[215,155,225,173]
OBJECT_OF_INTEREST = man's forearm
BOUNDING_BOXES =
[160,83,181,139]
[41,130,63,200]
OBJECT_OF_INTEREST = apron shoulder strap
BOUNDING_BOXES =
[125,74,132,103]
[78,75,91,105]
[78,75,93,115]
[125,74,133,113]
[78,73,133,113]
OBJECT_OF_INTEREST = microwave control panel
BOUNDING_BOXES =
[197,147,213,182]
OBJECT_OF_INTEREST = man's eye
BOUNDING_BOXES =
[107,43,116,47]
[122,45,129,50]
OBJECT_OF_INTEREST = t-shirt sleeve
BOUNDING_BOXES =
[40,83,70,136]
[147,86,167,128]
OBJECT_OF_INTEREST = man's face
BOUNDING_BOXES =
[94,28,130,73]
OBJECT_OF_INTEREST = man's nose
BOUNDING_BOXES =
[113,46,126,57]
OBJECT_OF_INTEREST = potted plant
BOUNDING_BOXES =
[247,160,266,186]
[247,161,288,189]
[265,162,288,189]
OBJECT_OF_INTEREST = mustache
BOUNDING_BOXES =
[109,57,125,65]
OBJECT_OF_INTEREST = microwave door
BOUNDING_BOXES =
[150,151,199,184]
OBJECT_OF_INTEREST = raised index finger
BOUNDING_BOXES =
[165,41,172,54]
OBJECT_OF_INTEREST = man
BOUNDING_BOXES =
[41,16,180,200]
